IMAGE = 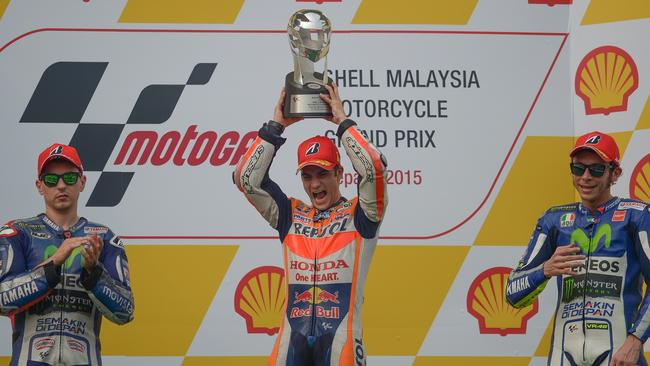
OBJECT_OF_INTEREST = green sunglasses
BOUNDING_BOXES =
[569,163,613,178]
[40,172,81,187]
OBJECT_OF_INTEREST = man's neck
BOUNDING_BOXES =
[582,194,615,214]
[44,207,79,231]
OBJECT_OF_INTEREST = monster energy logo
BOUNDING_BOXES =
[562,273,622,302]
[563,277,576,301]
[571,224,611,254]
[44,245,85,269]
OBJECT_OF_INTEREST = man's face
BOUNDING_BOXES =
[571,150,621,208]
[301,165,342,211]
[36,159,86,213]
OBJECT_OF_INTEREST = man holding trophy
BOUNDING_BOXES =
[233,10,388,365]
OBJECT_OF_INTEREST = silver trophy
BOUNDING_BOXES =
[284,9,333,118]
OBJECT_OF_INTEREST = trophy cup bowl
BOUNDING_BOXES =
[284,9,333,118]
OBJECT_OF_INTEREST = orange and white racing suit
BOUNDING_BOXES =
[234,119,387,366]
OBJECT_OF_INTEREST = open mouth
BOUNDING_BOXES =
[312,191,327,200]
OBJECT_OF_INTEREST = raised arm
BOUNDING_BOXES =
[233,89,301,241]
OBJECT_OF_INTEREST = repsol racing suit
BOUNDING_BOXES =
[506,197,650,366]
[234,119,387,366]
[0,214,134,366]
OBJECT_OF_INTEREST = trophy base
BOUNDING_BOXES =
[284,72,333,118]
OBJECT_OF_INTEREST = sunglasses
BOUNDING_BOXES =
[40,172,81,187]
[569,163,613,178]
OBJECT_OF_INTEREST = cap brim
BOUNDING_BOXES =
[295,160,336,174]
[569,146,613,163]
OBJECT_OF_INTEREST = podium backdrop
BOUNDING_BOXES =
[0,1,648,365]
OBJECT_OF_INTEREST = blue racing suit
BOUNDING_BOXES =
[0,214,134,366]
[506,197,650,366]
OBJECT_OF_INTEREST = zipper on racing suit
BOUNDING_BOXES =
[308,218,321,348]
[581,216,597,364]
[57,230,72,366]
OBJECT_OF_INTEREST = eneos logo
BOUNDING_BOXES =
[630,154,650,202]
[467,267,538,336]
[234,266,285,335]
[575,46,638,115]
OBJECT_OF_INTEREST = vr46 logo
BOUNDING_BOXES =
[570,224,611,254]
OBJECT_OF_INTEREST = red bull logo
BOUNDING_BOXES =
[293,287,339,304]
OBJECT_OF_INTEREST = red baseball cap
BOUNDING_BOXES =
[296,136,341,172]
[570,131,620,165]
[37,143,84,176]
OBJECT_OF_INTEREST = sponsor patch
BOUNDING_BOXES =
[84,226,108,235]
[618,201,647,211]
[612,210,626,222]
[586,322,609,330]
[560,213,575,228]
[31,232,52,240]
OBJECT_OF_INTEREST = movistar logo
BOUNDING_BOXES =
[570,224,612,254]
[44,245,84,269]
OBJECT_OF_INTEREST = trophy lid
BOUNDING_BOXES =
[287,9,331,62]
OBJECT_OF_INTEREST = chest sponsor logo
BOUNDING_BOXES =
[571,224,611,254]
[467,267,538,336]
[562,300,615,319]
[290,305,340,319]
[618,202,646,211]
[31,231,52,240]
[84,226,108,235]
[293,218,350,238]
[612,210,626,222]
[560,213,575,228]
[562,272,622,303]
[36,317,87,335]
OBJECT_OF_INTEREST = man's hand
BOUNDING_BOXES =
[46,237,88,266]
[273,88,303,128]
[610,335,643,366]
[543,243,586,278]
[81,235,103,272]
[320,82,347,125]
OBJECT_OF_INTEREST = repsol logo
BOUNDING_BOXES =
[293,218,350,238]
[355,338,365,366]
[573,258,620,274]
[19,61,222,207]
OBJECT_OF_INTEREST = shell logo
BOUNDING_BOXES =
[575,46,639,115]
[630,154,650,202]
[234,266,286,335]
[467,267,538,336]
